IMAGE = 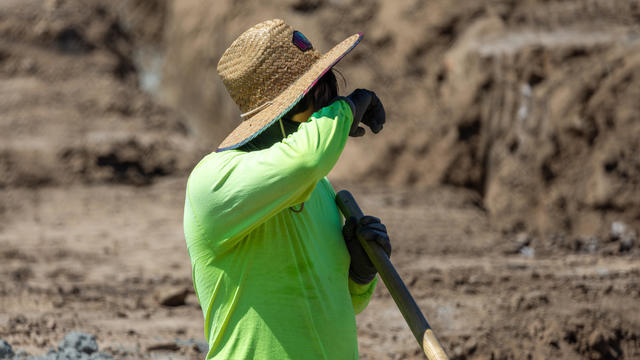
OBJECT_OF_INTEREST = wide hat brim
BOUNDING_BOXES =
[217,32,363,152]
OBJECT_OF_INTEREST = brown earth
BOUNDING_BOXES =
[1,0,639,359]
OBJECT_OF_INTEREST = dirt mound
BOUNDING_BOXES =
[0,0,197,187]
[433,15,640,238]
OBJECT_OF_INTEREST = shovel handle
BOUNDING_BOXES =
[336,190,449,360]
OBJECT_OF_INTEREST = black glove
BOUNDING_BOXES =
[342,215,392,284]
[345,89,386,137]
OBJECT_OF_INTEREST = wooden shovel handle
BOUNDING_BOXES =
[336,190,449,360]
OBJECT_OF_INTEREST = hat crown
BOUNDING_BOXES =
[217,19,320,116]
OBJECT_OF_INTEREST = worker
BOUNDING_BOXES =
[183,19,391,359]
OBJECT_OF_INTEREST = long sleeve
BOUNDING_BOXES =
[349,277,378,314]
[185,99,353,255]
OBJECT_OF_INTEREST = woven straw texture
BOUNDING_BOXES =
[216,19,362,151]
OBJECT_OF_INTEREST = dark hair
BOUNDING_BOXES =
[283,69,339,120]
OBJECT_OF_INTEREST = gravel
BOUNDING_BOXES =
[0,339,14,359]
[0,332,113,360]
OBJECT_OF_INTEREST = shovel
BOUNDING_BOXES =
[336,190,449,360]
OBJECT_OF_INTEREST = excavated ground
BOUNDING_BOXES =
[1,0,639,359]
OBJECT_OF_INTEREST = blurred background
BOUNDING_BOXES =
[1,0,639,359]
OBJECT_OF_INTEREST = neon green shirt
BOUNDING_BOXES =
[183,99,376,359]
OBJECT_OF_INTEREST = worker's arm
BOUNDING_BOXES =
[185,99,353,254]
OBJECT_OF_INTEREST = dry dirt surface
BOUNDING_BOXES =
[1,0,639,359]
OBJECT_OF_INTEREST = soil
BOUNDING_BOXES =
[1,0,639,359]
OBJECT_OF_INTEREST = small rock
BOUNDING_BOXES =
[511,291,550,311]
[587,329,621,358]
[157,287,189,307]
[596,268,610,277]
[89,352,114,360]
[610,221,627,240]
[585,236,600,253]
[176,339,208,354]
[462,338,477,357]
[515,232,532,247]
[0,339,14,359]
[14,349,28,360]
[609,221,637,252]
[59,346,82,359]
[192,340,208,354]
[147,342,180,352]
[504,232,534,255]
[520,246,535,258]
[115,311,127,318]
[619,234,635,252]
[11,266,34,282]
[574,236,599,253]
[58,331,98,355]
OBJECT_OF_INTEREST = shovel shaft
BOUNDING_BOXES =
[336,190,449,360]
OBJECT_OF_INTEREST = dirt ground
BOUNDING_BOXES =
[1,0,639,359]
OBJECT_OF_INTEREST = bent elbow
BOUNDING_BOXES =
[295,149,333,181]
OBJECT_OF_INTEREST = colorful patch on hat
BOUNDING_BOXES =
[292,31,312,52]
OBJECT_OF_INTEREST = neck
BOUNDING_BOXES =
[239,119,300,151]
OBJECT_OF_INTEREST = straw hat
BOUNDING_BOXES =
[216,19,362,151]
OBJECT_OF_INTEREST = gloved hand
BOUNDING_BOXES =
[342,215,392,284]
[345,89,386,137]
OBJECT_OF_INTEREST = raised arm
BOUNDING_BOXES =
[185,99,353,254]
